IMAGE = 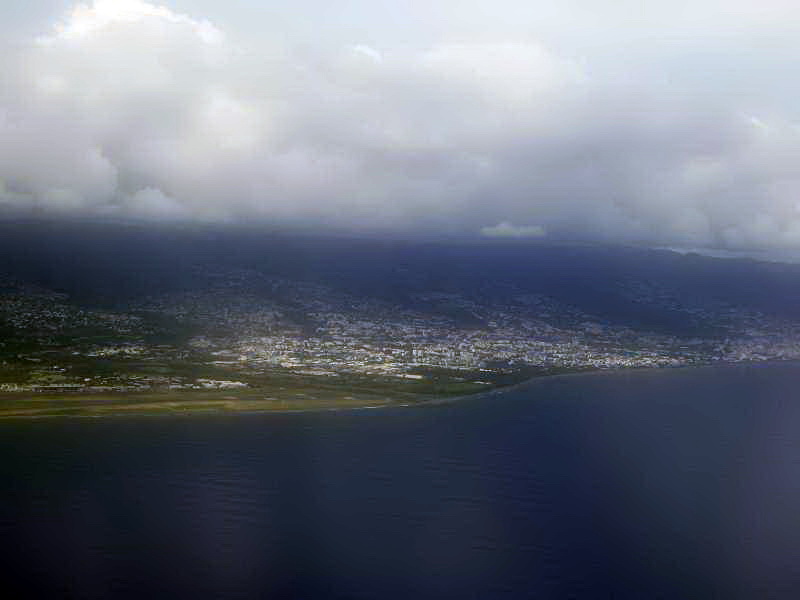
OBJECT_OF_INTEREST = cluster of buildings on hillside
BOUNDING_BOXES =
[3,270,800,392]
[135,274,800,378]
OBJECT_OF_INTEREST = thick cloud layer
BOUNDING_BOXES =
[2,0,800,250]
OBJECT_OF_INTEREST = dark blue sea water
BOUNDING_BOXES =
[2,362,800,598]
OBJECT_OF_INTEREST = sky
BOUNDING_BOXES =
[2,0,800,250]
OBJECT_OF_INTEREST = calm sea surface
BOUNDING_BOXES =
[2,362,800,598]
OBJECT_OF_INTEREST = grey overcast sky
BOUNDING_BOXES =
[2,0,800,249]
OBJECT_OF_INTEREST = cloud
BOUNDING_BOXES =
[114,186,190,220]
[480,222,546,239]
[349,44,383,63]
[2,0,800,251]
[41,0,223,46]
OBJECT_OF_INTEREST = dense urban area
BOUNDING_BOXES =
[2,264,799,406]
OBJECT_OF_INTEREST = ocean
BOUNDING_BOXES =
[2,362,799,598]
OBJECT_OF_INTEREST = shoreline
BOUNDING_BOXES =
[1,359,797,421]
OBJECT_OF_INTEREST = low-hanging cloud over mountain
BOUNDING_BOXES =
[2,0,800,251]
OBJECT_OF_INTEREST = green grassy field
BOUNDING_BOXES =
[0,370,495,418]
[0,338,591,418]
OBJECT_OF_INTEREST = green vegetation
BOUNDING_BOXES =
[2,256,743,419]
[0,369,496,418]
[0,354,599,418]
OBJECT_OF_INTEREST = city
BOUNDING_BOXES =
[2,264,799,407]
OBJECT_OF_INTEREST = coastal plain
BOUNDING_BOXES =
[4,229,800,417]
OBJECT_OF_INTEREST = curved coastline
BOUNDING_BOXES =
[2,359,799,420]
[365,357,800,411]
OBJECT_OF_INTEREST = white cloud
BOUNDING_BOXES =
[117,186,189,220]
[481,222,546,238]
[2,1,800,250]
[42,0,223,45]
[349,44,382,63]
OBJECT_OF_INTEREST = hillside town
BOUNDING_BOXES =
[2,268,800,394]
